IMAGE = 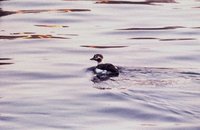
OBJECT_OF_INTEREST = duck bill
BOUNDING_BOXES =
[90,57,95,60]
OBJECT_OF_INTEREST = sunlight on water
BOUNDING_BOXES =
[0,0,200,130]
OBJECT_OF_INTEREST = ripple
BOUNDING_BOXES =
[96,0,153,5]
[24,35,68,39]
[0,115,15,122]
[0,63,13,65]
[192,27,200,29]
[0,8,91,17]
[130,37,158,40]
[0,8,15,17]
[86,92,127,101]
[0,34,68,40]
[0,58,12,60]
[10,32,35,35]
[81,45,127,49]
[97,107,183,122]
[169,55,200,61]
[146,0,176,3]
[35,24,68,28]
[1,71,79,80]
[130,37,196,41]
[0,58,13,66]
[96,0,176,5]
[159,38,196,41]
[0,0,199,129]
[118,26,185,31]
[193,6,200,8]
[15,9,91,14]
[181,72,200,76]
[0,35,25,40]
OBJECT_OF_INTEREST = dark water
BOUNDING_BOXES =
[0,0,200,129]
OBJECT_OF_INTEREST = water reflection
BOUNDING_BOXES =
[81,45,127,49]
[96,0,154,5]
[130,37,196,41]
[146,0,176,3]
[35,24,68,28]
[0,0,200,129]
[118,26,184,31]
[130,37,158,40]
[192,27,200,29]
[0,8,15,17]
[159,38,196,41]
[10,32,35,35]
[0,8,90,17]
[96,0,176,4]
[0,58,13,65]
[0,62,13,65]
[15,9,90,14]
[0,34,68,40]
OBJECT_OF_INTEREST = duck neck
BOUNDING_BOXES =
[97,58,102,65]
[97,61,102,65]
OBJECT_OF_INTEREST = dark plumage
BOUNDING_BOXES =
[90,54,119,77]
[96,63,119,77]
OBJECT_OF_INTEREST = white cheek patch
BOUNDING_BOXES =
[97,56,102,60]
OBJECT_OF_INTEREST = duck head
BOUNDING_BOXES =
[90,54,103,63]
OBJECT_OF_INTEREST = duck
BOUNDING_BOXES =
[90,54,119,77]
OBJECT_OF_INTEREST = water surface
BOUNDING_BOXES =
[0,0,200,130]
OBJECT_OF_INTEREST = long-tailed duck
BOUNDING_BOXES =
[90,54,119,77]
